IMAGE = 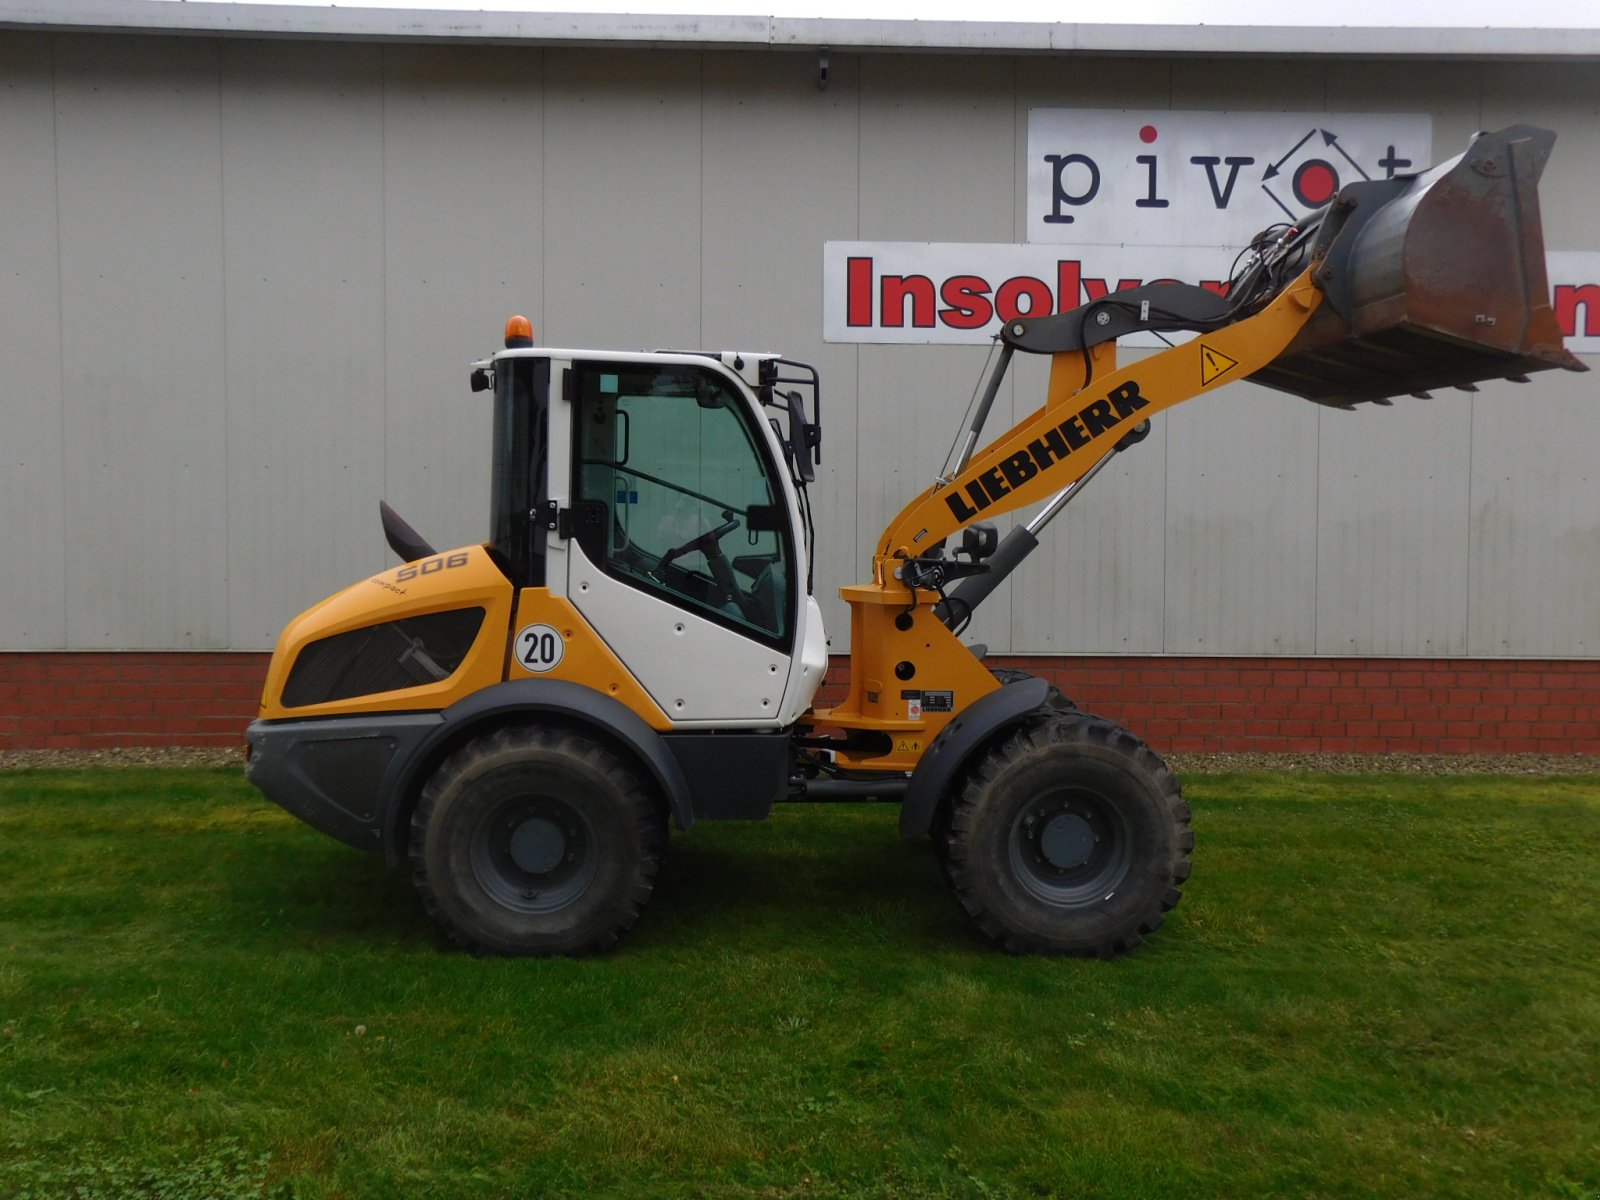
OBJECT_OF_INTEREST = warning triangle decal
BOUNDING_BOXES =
[1199,344,1240,387]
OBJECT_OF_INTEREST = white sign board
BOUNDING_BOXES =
[823,108,1439,346]
[823,243,1600,352]
[822,241,1235,346]
[1547,252,1600,354]
[1025,109,1433,248]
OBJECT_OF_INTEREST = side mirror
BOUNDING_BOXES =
[785,391,816,483]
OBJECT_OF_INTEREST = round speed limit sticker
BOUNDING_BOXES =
[514,623,565,673]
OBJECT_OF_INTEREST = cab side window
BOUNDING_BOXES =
[572,364,793,647]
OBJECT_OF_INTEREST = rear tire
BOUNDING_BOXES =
[943,712,1190,956]
[409,725,664,955]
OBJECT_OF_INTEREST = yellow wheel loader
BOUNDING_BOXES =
[246,126,1583,957]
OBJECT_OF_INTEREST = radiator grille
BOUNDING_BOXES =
[282,608,486,708]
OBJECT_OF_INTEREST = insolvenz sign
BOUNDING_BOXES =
[824,110,1600,353]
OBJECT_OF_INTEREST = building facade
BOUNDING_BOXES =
[2,2,1597,752]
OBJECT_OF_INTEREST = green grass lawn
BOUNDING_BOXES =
[1,767,1597,1199]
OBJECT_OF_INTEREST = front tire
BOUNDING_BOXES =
[409,725,664,955]
[943,712,1190,956]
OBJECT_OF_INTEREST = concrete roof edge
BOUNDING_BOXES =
[2,0,1599,59]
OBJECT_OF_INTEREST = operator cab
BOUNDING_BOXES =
[476,326,826,727]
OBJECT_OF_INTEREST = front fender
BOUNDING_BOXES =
[381,678,695,864]
[898,678,1050,839]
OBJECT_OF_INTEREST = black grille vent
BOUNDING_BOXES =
[282,608,486,708]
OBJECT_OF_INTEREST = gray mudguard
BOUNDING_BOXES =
[898,677,1050,839]
[381,678,696,864]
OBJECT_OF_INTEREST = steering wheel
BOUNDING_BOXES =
[659,516,745,609]
[662,516,741,567]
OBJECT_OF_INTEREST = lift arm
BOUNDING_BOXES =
[874,272,1322,568]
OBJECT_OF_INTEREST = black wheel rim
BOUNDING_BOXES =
[469,792,599,915]
[1007,786,1133,907]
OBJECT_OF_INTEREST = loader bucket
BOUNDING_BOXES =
[1248,125,1586,406]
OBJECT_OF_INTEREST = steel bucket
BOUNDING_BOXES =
[1249,125,1586,406]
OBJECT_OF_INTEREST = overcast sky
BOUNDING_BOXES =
[161,0,1598,28]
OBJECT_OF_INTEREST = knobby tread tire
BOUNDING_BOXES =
[941,711,1191,957]
[408,724,665,956]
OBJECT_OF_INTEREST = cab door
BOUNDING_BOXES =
[557,358,810,728]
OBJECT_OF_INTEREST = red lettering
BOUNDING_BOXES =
[1555,283,1600,337]
[881,275,937,328]
[995,276,1054,323]
[1056,260,1082,312]
[846,257,874,327]
[1083,276,1145,302]
[939,275,993,330]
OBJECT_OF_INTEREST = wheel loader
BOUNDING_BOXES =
[245,126,1584,957]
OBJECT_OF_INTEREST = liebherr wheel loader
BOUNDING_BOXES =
[246,126,1584,957]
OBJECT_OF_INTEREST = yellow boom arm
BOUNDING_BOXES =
[875,272,1322,567]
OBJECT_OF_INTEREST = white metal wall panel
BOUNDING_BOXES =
[1468,374,1600,657]
[221,41,389,645]
[1162,384,1320,655]
[0,35,66,648]
[699,51,863,647]
[1003,59,1177,656]
[1314,398,1474,656]
[1009,382,1171,654]
[540,50,704,352]
[1463,66,1600,657]
[54,36,229,648]
[2,35,1597,660]
[1325,59,1479,155]
[381,45,544,558]
[857,55,1020,653]
[1482,64,1600,256]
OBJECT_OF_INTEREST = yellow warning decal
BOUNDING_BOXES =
[1199,343,1240,387]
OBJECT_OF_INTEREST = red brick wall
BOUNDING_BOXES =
[0,652,271,751]
[808,654,1600,755]
[2,651,1597,755]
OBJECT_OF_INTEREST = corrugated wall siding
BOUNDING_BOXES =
[1,32,1595,657]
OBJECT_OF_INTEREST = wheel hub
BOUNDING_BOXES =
[1008,787,1132,908]
[471,794,597,916]
[1039,812,1095,869]
[508,817,567,874]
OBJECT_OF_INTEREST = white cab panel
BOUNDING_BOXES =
[567,540,792,727]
